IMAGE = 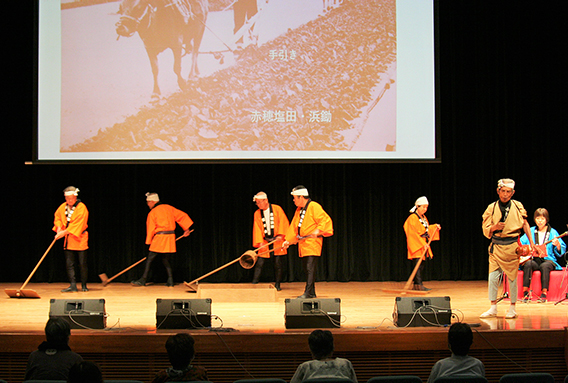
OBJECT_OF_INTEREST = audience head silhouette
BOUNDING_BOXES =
[448,322,473,356]
[166,333,196,370]
[308,329,334,360]
[45,317,71,346]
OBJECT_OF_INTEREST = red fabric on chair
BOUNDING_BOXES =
[504,269,568,301]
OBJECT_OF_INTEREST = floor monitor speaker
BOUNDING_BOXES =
[156,298,212,329]
[49,299,107,329]
[393,296,451,327]
[284,298,340,329]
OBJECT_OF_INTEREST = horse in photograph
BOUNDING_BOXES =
[116,0,209,99]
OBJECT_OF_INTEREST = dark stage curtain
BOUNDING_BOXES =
[3,1,567,285]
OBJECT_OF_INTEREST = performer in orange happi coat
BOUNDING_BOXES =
[283,185,333,299]
[132,192,193,287]
[403,196,441,291]
[252,191,290,291]
[53,186,89,292]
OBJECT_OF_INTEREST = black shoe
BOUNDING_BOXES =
[81,284,89,292]
[131,279,146,286]
[297,293,316,299]
[414,284,431,291]
[166,278,174,287]
[61,284,78,293]
[274,283,281,291]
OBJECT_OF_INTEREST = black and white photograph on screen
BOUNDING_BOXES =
[58,0,397,155]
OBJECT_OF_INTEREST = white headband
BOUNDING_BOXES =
[410,196,429,212]
[146,192,159,202]
[253,192,268,201]
[498,179,515,189]
[64,188,79,196]
[291,187,309,196]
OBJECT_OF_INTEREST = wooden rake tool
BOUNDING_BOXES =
[183,238,281,292]
[5,238,58,298]
[99,231,192,287]
[383,226,439,296]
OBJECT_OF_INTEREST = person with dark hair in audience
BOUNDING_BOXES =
[68,361,103,383]
[152,333,208,383]
[24,317,83,381]
[290,329,357,383]
[427,323,485,383]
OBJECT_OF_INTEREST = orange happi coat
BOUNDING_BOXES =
[146,203,193,253]
[53,202,89,251]
[253,204,290,258]
[403,213,439,260]
[285,201,333,257]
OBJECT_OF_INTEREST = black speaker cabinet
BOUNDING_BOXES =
[284,298,340,329]
[393,296,451,327]
[49,299,107,329]
[156,298,212,329]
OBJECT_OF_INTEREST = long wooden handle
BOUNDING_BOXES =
[256,235,313,256]
[403,226,439,291]
[20,238,58,291]
[186,257,242,286]
[187,235,299,286]
[176,228,194,242]
[104,230,193,285]
[104,257,147,285]
[254,238,280,253]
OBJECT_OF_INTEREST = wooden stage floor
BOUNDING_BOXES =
[2,281,568,383]
[1,280,568,333]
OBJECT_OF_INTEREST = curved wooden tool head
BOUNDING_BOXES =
[184,281,198,292]
[239,250,258,269]
[5,289,41,299]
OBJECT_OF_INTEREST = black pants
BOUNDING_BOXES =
[64,250,88,284]
[141,251,173,281]
[412,258,425,285]
[302,256,319,296]
[252,255,283,284]
[523,259,556,290]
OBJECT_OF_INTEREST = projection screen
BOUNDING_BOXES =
[36,0,438,162]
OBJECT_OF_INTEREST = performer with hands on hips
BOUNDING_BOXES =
[53,186,89,293]
[282,185,333,299]
[251,191,290,291]
[480,178,541,319]
[403,196,441,291]
[519,208,566,303]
